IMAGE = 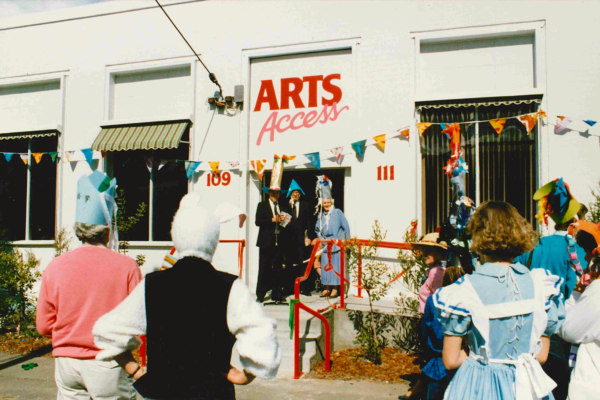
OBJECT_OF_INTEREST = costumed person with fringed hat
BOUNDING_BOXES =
[314,175,350,299]
[93,193,281,400]
[36,171,141,400]
[254,157,291,304]
[284,179,317,296]
[560,220,600,400]
[514,177,588,400]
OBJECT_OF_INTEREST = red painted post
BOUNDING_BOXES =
[356,244,363,298]
[140,335,147,367]
[339,242,345,309]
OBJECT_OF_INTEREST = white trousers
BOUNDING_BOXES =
[54,357,136,400]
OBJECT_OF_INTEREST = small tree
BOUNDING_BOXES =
[346,221,401,364]
[589,181,600,223]
[0,231,41,333]
[116,188,147,260]
[53,228,72,258]
[393,221,427,352]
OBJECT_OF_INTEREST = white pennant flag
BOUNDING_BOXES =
[555,116,573,134]
[330,147,344,164]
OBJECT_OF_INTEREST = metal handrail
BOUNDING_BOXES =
[292,238,411,378]
[139,239,246,367]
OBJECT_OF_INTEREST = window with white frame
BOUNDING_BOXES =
[415,24,544,232]
[97,63,193,242]
[0,80,61,241]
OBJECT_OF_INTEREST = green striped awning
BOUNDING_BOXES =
[92,121,190,151]
[0,130,58,141]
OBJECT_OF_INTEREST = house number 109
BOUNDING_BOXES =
[207,171,231,186]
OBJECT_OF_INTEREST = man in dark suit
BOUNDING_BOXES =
[255,188,289,303]
[284,180,317,296]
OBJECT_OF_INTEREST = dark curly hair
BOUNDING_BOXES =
[467,201,537,258]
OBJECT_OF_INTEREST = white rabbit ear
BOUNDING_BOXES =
[215,203,245,227]
[179,193,202,210]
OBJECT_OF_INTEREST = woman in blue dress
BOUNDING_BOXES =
[315,197,350,298]
[434,201,565,400]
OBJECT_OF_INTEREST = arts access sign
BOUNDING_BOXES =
[249,50,355,160]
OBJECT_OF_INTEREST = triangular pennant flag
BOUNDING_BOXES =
[81,148,94,166]
[351,140,367,157]
[65,151,75,162]
[158,159,167,170]
[537,109,547,120]
[186,161,201,179]
[228,161,240,168]
[250,160,267,180]
[489,119,507,135]
[209,161,220,175]
[49,152,57,162]
[397,128,410,140]
[584,120,597,127]
[101,151,108,158]
[143,156,153,173]
[519,114,538,135]
[417,123,433,135]
[330,147,344,164]
[555,116,573,134]
[305,152,320,170]
[373,134,386,151]
[20,154,29,165]
[4,153,13,162]
[32,153,43,164]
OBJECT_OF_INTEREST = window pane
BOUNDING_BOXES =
[30,136,58,240]
[478,103,537,225]
[0,138,28,241]
[420,107,476,233]
[152,159,187,241]
[113,151,150,241]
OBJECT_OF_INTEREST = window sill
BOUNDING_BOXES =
[11,240,55,247]
[124,241,174,249]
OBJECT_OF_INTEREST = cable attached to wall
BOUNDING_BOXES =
[155,0,223,99]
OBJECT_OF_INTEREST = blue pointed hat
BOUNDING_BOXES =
[287,179,305,197]
[75,171,117,226]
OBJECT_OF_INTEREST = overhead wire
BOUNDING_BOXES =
[154,0,223,99]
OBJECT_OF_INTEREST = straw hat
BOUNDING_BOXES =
[411,232,448,250]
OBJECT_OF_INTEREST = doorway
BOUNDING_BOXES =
[262,168,346,233]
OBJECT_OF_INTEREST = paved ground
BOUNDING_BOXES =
[0,353,409,400]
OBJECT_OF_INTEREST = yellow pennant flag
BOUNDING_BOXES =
[208,161,220,175]
[398,128,410,140]
[489,119,507,135]
[20,154,29,165]
[32,153,44,164]
[373,134,386,151]
[417,123,433,135]
[519,114,538,135]
[250,160,266,180]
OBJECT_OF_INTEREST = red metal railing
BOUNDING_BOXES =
[139,239,246,367]
[292,238,412,378]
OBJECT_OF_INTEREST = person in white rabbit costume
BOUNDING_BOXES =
[93,193,281,400]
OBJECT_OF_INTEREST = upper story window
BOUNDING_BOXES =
[0,78,62,241]
[95,62,194,242]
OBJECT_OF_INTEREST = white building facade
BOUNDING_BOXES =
[1,0,599,296]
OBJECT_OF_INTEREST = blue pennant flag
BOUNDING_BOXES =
[81,148,94,167]
[583,120,597,127]
[4,153,13,162]
[305,152,320,170]
[186,161,201,179]
[351,140,367,157]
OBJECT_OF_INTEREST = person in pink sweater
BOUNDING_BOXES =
[36,171,141,400]
[413,233,448,314]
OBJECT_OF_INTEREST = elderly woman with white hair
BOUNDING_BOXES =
[93,193,281,400]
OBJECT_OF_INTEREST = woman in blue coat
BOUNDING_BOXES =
[315,197,350,298]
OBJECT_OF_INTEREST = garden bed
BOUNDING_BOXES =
[306,347,421,383]
[0,332,52,356]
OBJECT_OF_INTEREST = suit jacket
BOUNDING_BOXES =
[255,199,289,248]
[286,199,315,244]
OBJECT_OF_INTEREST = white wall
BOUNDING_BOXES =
[1,1,600,296]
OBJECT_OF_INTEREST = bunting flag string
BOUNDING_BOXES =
[2,151,58,164]
[20,154,29,165]
[351,140,367,157]
[489,118,507,136]
[519,114,538,135]
[32,153,43,164]
[330,147,344,164]
[185,161,201,179]
[209,161,220,175]
[250,160,267,179]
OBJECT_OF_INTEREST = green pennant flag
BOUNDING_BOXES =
[351,140,367,157]
[49,152,57,162]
